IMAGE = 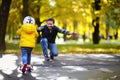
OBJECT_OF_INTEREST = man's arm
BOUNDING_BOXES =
[56,26,78,36]
[37,26,44,32]
[56,27,72,35]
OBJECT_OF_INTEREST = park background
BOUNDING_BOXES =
[0,0,120,54]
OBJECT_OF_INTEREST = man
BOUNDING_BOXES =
[37,18,76,61]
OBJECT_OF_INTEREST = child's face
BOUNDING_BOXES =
[47,21,54,30]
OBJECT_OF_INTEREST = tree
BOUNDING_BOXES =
[7,0,22,40]
[0,0,12,52]
[6,0,94,43]
[92,17,100,44]
[101,0,120,40]
[22,0,29,19]
[91,0,101,44]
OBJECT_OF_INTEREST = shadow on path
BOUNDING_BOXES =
[0,54,120,80]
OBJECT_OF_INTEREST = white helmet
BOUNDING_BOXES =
[23,16,35,24]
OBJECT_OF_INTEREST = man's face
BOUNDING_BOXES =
[47,21,54,30]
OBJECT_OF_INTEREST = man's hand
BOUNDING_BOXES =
[69,32,78,37]
[72,32,78,35]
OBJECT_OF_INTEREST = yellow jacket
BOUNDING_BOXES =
[16,24,38,48]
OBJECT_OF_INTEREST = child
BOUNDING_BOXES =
[16,16,38,73]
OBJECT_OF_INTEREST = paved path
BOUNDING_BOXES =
[0,54,120,80]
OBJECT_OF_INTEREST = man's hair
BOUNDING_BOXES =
[47,18,55,24]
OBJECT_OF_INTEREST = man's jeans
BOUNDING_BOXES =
[21,47,33,64]
[40,38,58,57]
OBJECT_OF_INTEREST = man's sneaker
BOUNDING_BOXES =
[45,56,49,61]
[50,56,54,60]
[22,64,27,73]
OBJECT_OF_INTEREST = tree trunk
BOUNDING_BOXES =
[114,28,118,40]
[36,17,42,44]
[35,2,41,44]
[92,17,100,44]
[106,23,109,40]
[105,13,110,40]
[63,21,67,41]
[22,0,29,19]
[0,0,12,52]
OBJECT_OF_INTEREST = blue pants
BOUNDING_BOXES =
[21,47,33,64]
[40,38,58,57]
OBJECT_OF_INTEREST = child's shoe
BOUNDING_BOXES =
[22,64,27,73]
[26,65,33,72]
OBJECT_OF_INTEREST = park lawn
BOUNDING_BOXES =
[5,42,120,54]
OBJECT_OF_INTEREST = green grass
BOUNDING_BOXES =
[57,43,120,54]
[5,42,120,54]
